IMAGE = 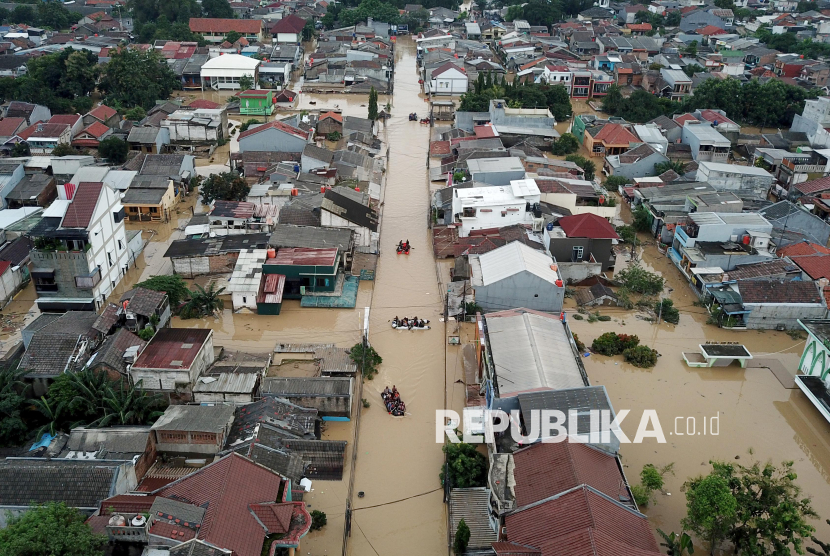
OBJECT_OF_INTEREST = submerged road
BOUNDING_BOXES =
[345,38,449,555]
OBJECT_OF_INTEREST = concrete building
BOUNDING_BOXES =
[29,182,132,312]
[681,124,731,162]
[130,328,214,395]
[238,119,311,153]
[161,108,228,143]
[227,249,269,311]
[452,179,542,238]
[467,157,526,186]
[122,175,177,222]
[428,62,469,95]
[200,54,261,91]
[738,280,827,330]
[604,143,669,180]
[695,161,774,194]
[470,241,564,313]
[261,376,353,418]
[151,404,236,455]
[189,18,264,43]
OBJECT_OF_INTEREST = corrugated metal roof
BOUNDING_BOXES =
[449,488,498,550]
[485,309,585,396]
[194,372,258,394]
[261,377,352,397]
[151,405,236,432]
[473,241,559,287]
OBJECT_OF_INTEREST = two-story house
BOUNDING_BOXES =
[130,328,214,395]
[28,181,131,312]
[451,179,542,238]
[681,123,731,162]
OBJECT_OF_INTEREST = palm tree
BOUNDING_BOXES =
[657,529,695,556]
[91,380,163,427]
[183,283,226,318]
[63,368,111,419]
[30,396,66,439]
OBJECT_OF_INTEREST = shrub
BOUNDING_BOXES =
[591,332,640,356]
[632,204,652,232]
[624,345,658,368]
[631,484,651,508]
[361,398,370,408]
[573,333,586,352]
[597,315,611,322]
[565,154,596,180]
[349,343,382,379]
[239,118,260,132]
[310,510,327,531]
[655,298,679,324]
[137,327,155,341]
[441,443,487,488]
[326,131,342,141]
[572,314,584,320]
[551,132,579,155]
[454,519,471,554]
[617,225,636,245]
[605,175,630,189]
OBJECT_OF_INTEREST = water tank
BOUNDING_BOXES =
[743,235,750,245]
[267,248,276,258]
[293,164,300,172]
[131,515,147,527]
[108,515,126,527]
[555,279,564,287]
[546,221,554,231]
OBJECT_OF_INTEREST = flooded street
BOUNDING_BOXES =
[568,243,830,549]
[345,38,447,556]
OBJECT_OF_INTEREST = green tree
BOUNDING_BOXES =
[202,0,233,18]
[51,143,76,157]
[682,474,738,555]
[98,48,178,110]
[602,84,624,114]
[182,283,226,318]
[683,63,706,77]
[552,132,579,155]
[368,86,379,121]
[624,345,658,367]
[632,204,652,233]
[310,510,327,531]
[454,519,471,554]
[505,4,523,20]
[238,73,254,92]
[98,137,129,164]
[138,327,155,341]
[0,367,27,447]
[545,84,572,121]
[199,171,251,204]
[225,30,243,44]
[30,396,67,438]
[124,106,146,121]
[657,529,695,556]
[89,380,164,427]
[302,19,315,41]
[685,40,698,57]
[615,264,664,295]
[129,0,201,25]
[655,160,687,175]
[10,5,35,25]
[441,443,487,488]
[239,119,260,132]
[10,142,30,157]
[136,275,190,308]
[666,10,681,25]
[605,175,630,189]
[565,154,595,180]
[0,502,105,556]
[349,343,382,379]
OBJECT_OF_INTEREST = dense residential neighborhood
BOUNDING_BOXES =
[4,0,830,554]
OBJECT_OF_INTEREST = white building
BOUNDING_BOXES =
[538,64,572,93]
[227,249,268,311]
[451,179,542,237]
[200,54,261,91]
[30,181,132,312]
[428,62,468,95]
[161,109,228,143]
[695,161,774,194]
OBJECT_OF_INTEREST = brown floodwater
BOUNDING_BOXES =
[568,243,830,553]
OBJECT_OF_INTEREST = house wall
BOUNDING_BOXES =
[317,119,342,136]
[193,390,255,404]
[132,334,213,393]
[239,128,308,153]
[321,210,372,247]
[172,252,240,278]
[539,191,618,219]
[264,392,352,417]
[0,265,22,307]
[743,302,827,330]
[302,153,329,172]
[556,260,603,283]
[697,167,773,194]
[275,32,300,43]
[607,152,669,179]
[154,429,224,455]
[547,237,615,271]
[0,165,25,209]
[430,75,468,95]
[232,289,258,310]
[473,270,564,313]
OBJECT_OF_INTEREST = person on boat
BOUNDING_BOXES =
[412,316,419,329]
[397,240,404,251]
[393,316,399,326]
[405,239,410,250]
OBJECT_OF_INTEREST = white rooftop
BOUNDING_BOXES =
[698,161,773,177]
[690,211,771,227]
[510,178,540,197]
[104,170,137,191]
[683,124,730,145]
[226,248,268,292]
[486,309,583,396]
[42,200,70,218]
[0,207,41,228]
[455,185,526,205]
[201,54,260,71]
[471,241,559,287]
[467,157,525,173]
[70,166,111,185]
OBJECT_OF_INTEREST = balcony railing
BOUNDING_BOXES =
[782,158,826,173]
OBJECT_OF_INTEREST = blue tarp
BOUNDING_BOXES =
[30,433,54,451]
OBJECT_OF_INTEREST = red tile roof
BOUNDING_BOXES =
[697,109,737,126]
[81,121,111,139]
[19,122,70,140]
[626,22,652,31]
[474,124,498,138]
[319,111,342,123]
[154,453,311,556]
[432,61,467,77]
[188,99,222,109]
[505,486,661,556]
[0,260,13,276]
[270,14,306,34]
[249,503,292,533]
[430,140,451,156]
[492,542,542,555]
[795,176,830,195]
[48,114,82,127]
[592,123,638,146]
[133,328,211,370]
[778,242,830,257]
[149,520,197,542]
[189,18,262,34]
[696,24,726,35]
[789,254,830,280]
[558,213,620,239]
[268,247,338,266]
[0,117,25,137]
[673,113,698,125]
[61,181,103,228]
[512,442,629,508]
[237,119,308,141]
[737,279,823,304]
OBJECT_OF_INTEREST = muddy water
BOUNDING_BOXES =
[568,244,830,551]
[342,37,447,556]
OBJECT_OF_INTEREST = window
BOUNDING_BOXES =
[150,207,158,213]
[572,246,584,261]
[129,207,138,213]
[107,251,113,267]
[117,239,123,250]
